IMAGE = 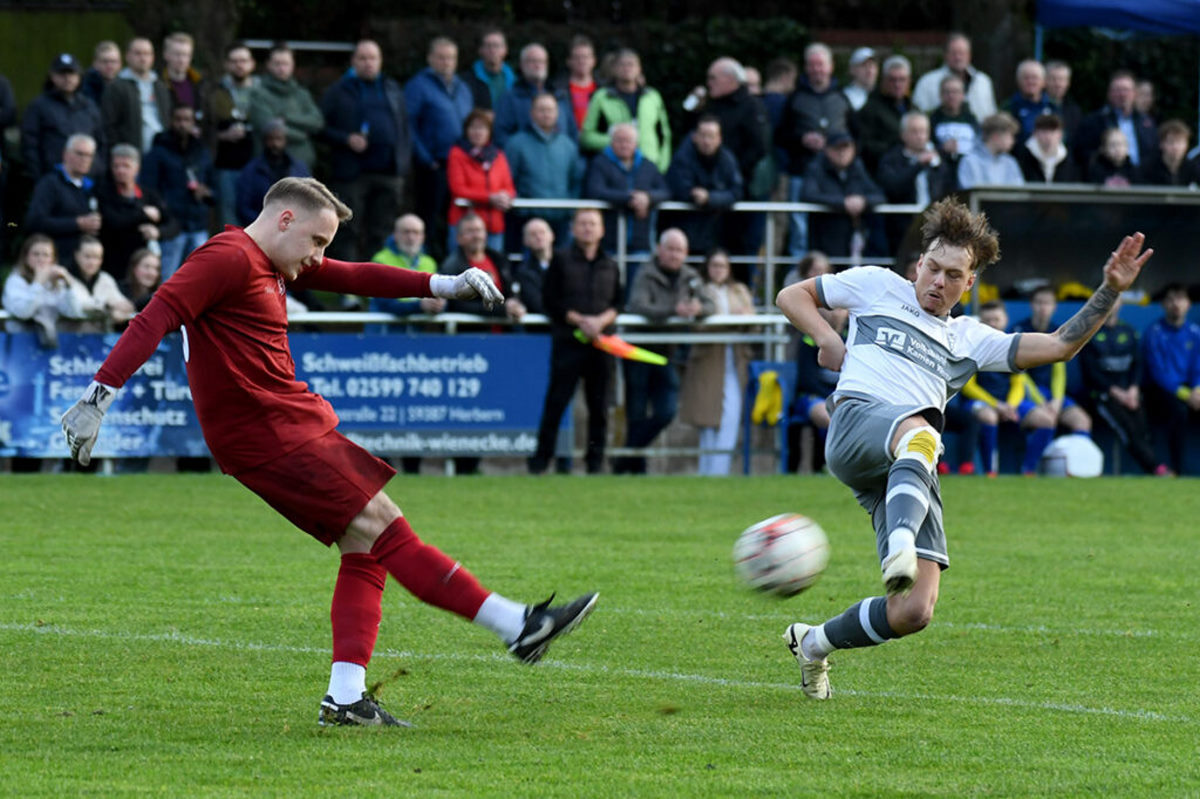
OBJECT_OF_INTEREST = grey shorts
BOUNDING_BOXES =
[825,394,949,569]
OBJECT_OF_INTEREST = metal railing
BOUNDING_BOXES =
[456,196,924,306]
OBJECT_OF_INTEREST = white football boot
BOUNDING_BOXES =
[783,623,831,700]
[881,546,918,595]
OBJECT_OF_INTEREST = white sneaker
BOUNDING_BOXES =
[782,623,831,700]
[881,546,918,595]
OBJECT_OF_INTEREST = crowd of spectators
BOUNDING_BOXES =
[2,29,1199,474]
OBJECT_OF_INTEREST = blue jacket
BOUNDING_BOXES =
[584,146,669,252]
[1004,91,1057,139]
[1142,317,1200,395]
[799,153,886,258]
[493,78,578,148]
[139,131,215,233]
[666,139,743,207]
[404,67,473,168]
[321,70,411,180]
[235,152,311,226]
[504,124,582,222]
[24,166,98,270]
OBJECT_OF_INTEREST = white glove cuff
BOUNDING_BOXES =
[85,380,118,413]
[428,274,456,299]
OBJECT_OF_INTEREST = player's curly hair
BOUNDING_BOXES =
[920,198,1000,273]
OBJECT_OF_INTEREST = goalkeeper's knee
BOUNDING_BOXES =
[893,425,942,475]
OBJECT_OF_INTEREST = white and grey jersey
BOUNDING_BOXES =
[815,266,1022,411]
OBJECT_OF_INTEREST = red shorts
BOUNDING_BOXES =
[234,430,396,546]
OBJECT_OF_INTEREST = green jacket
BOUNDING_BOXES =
[580,85,672,173]
[247,74,324,169]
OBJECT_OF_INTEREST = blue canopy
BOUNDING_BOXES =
[1037,0,1200,36]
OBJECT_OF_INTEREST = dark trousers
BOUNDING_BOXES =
[413,162,449,260]
[329,172,406,263]
[533,337,610,472]
[1145,383,1194,474]
[618,359,679,474]
[1092,392,1159,473]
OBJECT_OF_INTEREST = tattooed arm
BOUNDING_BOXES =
[1015,233,1154,370]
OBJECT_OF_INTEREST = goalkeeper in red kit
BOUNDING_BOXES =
[60,177,597,727]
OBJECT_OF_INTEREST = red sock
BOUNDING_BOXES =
[370,516,489,620]
[330,552,387,667]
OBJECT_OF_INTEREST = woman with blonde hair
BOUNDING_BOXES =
[678,248,756,475]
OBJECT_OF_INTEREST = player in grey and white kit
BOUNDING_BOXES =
[775,198,1152,699]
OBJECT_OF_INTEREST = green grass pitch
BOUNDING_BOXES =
[2,473,1197,797]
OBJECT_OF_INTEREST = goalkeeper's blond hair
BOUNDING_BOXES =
[263,177,353,223]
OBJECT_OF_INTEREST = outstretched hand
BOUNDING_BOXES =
[431,268,504,309]
[1103,233,1153,292]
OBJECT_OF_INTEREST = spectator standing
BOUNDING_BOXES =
[493,43,578,148]
[140,106,214,279]
[1015,114,1080,184]
[2,234,81,347]
[24,133,102,271]
[1134,79,1157,124]
[690,58,769,196]
[236,119,311,226]
[678,248,755,476]
[583,122,670,257]
[854,54,913,173]
[97,143,175,282]
[1086,128,1142,187]
[321,39,412,263]
[62,236,135,332]
[1003,60,1056,140]
[161,33,208,130]
[1079,297,1171,475]
[505,93,583,247]
[247,44,324,170]
[461,29,514,110]
[761,57,798,169]
[800,131,886,259]
[928,73,980,171]
[369,214,443,320]
[0,72,15,244]
[876,111,953,251]
[957,112,1024,190]
[616,228,713,475]
[82,41,122,106]
[1142,284,1200,475]
[21,54,105,182]
[580,48,672,174]
[843,48,879,113]
[665,116,743,256]
[446,109,515,254]
[406,36,474,258]
[102,37,170,153]
[1075,71,1158,171]
[506,217,555,320]
[912,33,996,119]
[529,209,622,475]
[1044,60,1083,145]
[777,43,852,257]
[118,247,162,314]
[564,35,597,132]
[1142,120,1200,186]
[209,43,259,228]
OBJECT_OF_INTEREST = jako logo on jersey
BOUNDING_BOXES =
[264,276,285,295]
[876,327,907,349]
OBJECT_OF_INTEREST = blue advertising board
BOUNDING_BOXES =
[0,332,561,459]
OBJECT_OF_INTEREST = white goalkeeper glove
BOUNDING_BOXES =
[429,268,504,310]
[61,380,117,466]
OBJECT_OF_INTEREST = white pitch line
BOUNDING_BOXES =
[1,621,1189,724]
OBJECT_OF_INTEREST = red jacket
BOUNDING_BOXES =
[446,144,516,232]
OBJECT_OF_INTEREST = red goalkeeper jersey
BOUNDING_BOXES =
[95,227,433,474]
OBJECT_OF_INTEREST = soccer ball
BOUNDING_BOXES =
[733,513,829,597]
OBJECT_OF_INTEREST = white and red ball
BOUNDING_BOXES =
[733,513,829,597]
